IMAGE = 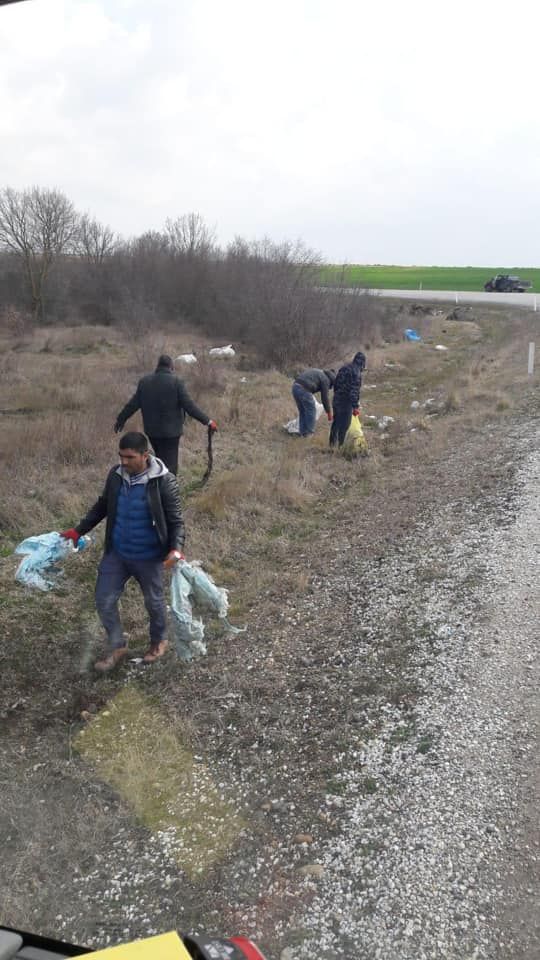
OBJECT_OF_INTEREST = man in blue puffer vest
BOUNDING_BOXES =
[61,432,184,672]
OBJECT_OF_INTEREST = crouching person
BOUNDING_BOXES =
[61,431,184,672]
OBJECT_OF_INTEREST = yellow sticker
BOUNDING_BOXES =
[90,930,192,958]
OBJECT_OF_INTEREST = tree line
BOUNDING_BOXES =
[0,185,389,367]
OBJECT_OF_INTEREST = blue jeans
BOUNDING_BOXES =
[95,551,167,651]
[292,382,316,436]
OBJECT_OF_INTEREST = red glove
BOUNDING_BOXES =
[352,408,360,417]
[163,549,185,569]
[61,528,80,546]
[327,412,333,421]
[208,420,218,431]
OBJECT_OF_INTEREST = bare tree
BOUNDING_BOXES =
[76,214,117,266]
[164,212,215,259]
[0,186,78,320]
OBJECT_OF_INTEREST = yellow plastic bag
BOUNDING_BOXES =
[343,414,368,457]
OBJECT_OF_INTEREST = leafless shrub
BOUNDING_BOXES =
[0,304,34,338]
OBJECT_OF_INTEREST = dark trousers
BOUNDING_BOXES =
[148,435,180,474]
[292,382,317,436]
[329,400,353,447]
[95,550,167,651]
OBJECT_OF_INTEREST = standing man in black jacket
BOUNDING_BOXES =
[114,354,217,474]
[61,432,184,672]
[329,351,366,447]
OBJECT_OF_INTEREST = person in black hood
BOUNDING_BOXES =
[114,354,217,474]
[292,367,336,437]
[329,351,366,447]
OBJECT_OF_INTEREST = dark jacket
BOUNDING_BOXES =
[75,459,185,555]
[294,368,333,415]
[333,355,365,408]
[115,369,209,439]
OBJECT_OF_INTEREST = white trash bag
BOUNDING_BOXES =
[175,353,198,364]
[284,399,325,434]
[208,344,235,358]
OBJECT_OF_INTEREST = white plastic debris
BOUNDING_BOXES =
[170,560,245,661]
[435,344,448,351]
[14,531,92,591]
[378,415,395,430]
[410,400,421,410]
[284,400,325,434]
[209,344,236,358]
[175,353,198,364]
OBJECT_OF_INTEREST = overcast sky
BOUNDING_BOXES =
[2,0,539,266]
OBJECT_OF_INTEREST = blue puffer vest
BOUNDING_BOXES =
[112,481,162,560]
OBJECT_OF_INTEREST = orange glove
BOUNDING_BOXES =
[208,420,218,431]
[327,412,333,421]
[352,408,360,417]
[163,549,184,569]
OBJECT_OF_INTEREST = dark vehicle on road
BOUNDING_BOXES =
[0,926,266,960]
[484,274,532,293]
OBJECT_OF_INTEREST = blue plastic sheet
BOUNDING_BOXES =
[404,328,422,342]
[15,532,72,591]
[14,531,90,591]
[170,561,245,661]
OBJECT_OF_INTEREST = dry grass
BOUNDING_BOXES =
[0,306,533,557]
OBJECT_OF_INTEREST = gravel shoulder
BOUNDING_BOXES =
[277,420,540,959]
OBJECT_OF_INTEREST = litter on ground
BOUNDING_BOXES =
[435,344,448,351]
[208,344,235,358]
[175,353,198,364]
[404,328,422,342]
[284,400,324,434]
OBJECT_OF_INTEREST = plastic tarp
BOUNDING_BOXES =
[284,399,325,434]
[404,328,422,342]
[14,531,89,591]
[170,561,244,661]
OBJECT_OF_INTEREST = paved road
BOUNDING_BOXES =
[342,288,540,310]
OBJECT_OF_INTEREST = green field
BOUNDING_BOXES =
[320,264,540,292]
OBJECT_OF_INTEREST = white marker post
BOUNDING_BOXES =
[528,342,535,377]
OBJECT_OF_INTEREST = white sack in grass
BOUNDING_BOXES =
[170,561,244,661]
[175,353,198,364]
[209,344,235,358]
[284,399,325,434]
